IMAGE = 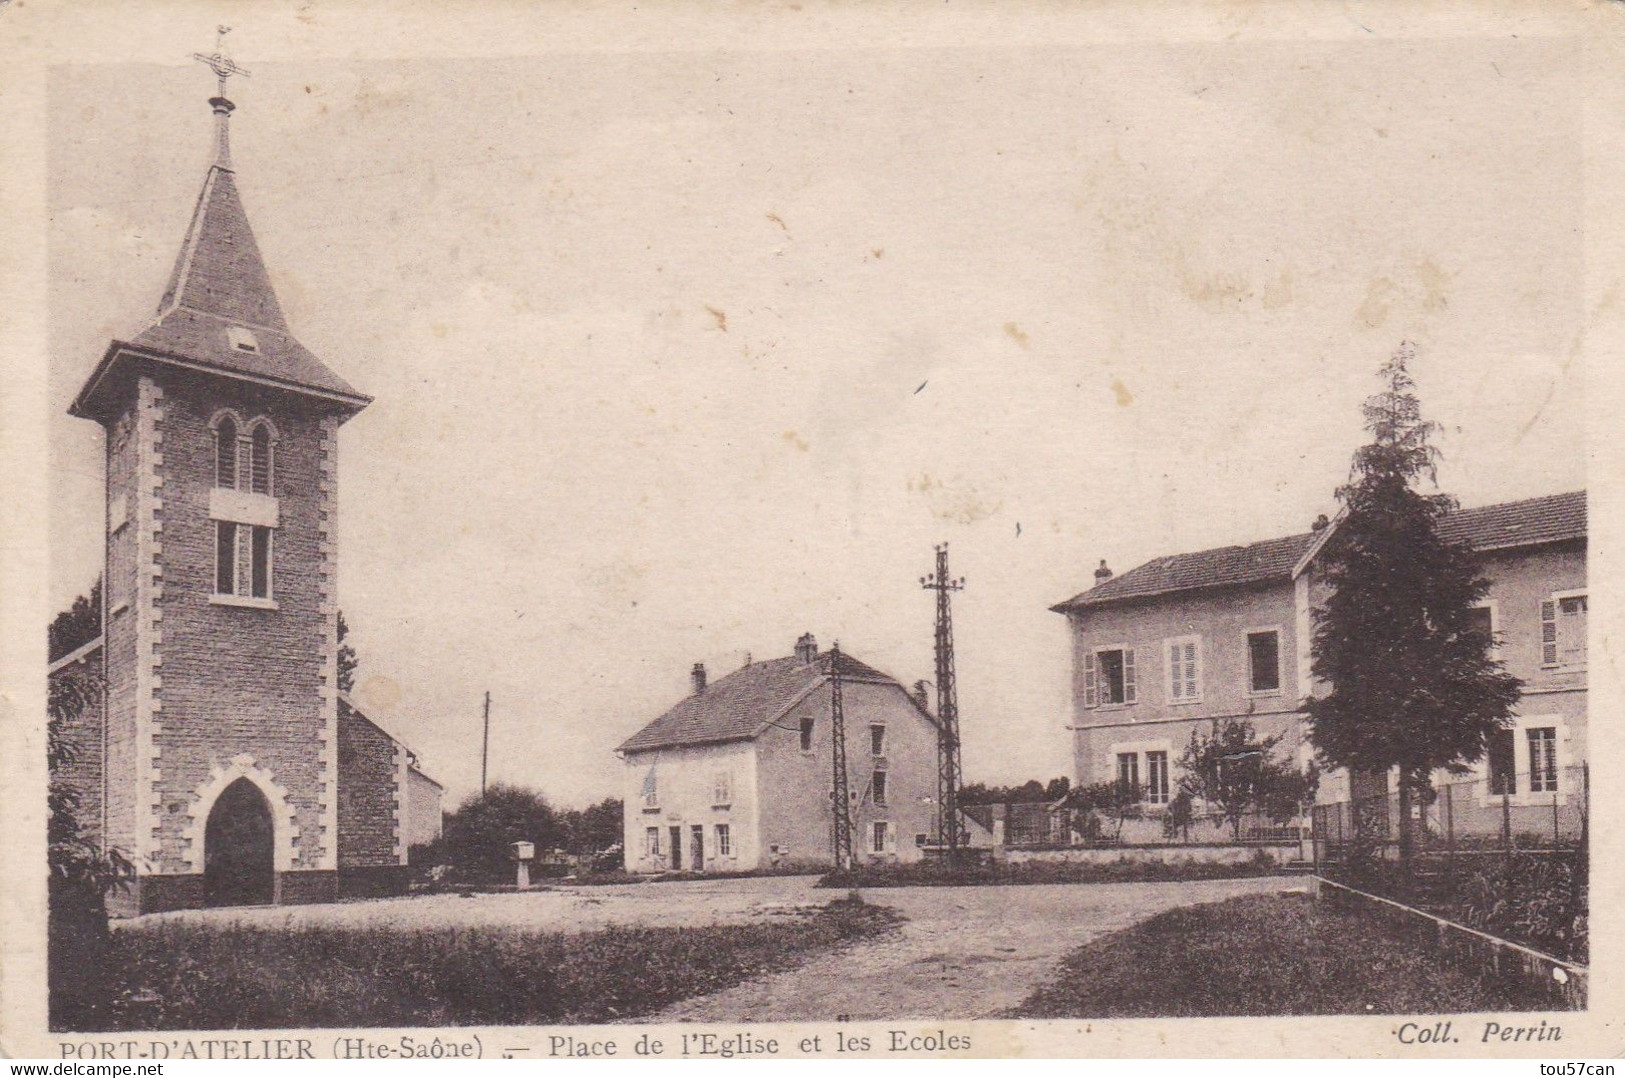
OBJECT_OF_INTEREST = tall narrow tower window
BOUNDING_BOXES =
[250,525,272,598]
[249,421,273,495]
[216,521,238,594]
[215,416,238,488]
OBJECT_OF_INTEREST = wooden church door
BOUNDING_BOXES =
[204,778,276,906]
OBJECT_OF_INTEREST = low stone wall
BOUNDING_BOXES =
[1314,876,1587,1009]
[1004,843,1299,866]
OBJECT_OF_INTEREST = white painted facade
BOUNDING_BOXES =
[622,742,760,873]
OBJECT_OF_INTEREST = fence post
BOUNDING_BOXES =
[1501,789,1512,857]
[1444,782,1455,887]
[1551,790,1560,851]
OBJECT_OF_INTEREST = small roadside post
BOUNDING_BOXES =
[511,840,535,891]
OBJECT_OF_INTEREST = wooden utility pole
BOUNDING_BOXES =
[481,690,491,797]
[829,643,855,873]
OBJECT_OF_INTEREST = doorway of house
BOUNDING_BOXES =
[669,825,683,871]
[690,824,705,872]
[204,778,275,906]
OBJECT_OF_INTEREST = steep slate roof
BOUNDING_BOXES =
[70,98,368,420]
[1052,491,1586,613]
[617,649,908,755]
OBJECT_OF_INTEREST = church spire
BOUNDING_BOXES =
[69,38,371,422]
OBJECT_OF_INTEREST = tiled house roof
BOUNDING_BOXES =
[1435,490,1586,553]
[1052,491,1586,612]
[617,649,908,754]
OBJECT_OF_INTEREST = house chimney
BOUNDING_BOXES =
[691,662,707,694]
[794,632,818,664]
[1094,559,1113,584]
[913,679,931,713]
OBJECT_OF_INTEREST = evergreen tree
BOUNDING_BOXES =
[48,579,102,663]
[337,611,357,695]
[1306,343,1523,866]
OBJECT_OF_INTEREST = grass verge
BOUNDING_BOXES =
[1014,892,1561,1017]
[818,852,1281,889]
[87,897,899,1030]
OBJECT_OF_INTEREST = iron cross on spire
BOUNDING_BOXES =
[193,26,252,96]
[192,27,250,169]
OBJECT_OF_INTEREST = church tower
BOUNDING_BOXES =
[68,51,372,911]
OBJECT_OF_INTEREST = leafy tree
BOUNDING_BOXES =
[1176,718,1311,840]
[958,778,1071,805]
[48,661,133,1030]
[440,784,566,884]
[48,579,102,663]
[1065,780,1141,841]
[1306,344,1523,866]
[560,797,624,854]
[337,611,357,695]
[1161,789,1195,841]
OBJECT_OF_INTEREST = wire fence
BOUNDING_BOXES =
[995,798,1311,850]
[1311,764,1588,865]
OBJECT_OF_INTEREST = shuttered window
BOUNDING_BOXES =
[1167,636,1201,702]
[1541,601,1558,665]
[1089,648,1136,706]
[1558,596,1587,665]
[1544,595,1588,666]
[1487,729,1516,795]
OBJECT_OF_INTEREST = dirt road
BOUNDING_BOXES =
[651,876,1304,1021]
[136,872,1302,1020]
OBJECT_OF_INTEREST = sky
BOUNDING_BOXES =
[47,35,1586,810]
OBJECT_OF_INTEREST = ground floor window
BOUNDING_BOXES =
[871,821,891,854]
[915,832,929,848]
[1116,751,1140,793]
[1527,727,1558,792]
[1145,750,1170,805]
[714,823,731,857]
[645,827,660,857]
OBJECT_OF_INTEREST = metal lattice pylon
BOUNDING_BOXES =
[828,642,855,872]
[921,544,965,859]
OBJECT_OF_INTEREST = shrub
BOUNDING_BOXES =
[95,899,900,1030]
[819,851,1279,889]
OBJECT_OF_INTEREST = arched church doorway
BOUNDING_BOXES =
[203,778,275,906]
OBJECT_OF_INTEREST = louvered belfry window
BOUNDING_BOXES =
[250,423,273,495]
[216,416,238,488]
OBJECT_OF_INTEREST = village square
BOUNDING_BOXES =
[42,33,1588,1031]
